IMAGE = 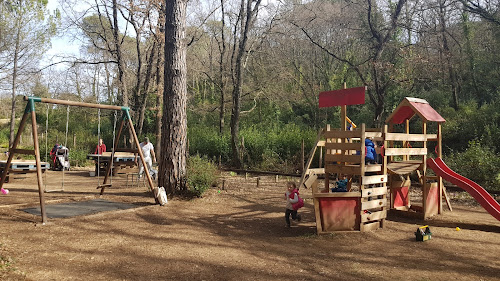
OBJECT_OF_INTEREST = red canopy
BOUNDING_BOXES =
[386,97,445,124]
[319,86,366,108]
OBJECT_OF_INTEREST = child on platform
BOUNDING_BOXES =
[284,181,303,227]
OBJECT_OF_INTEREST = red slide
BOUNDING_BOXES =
[427,157,500,221]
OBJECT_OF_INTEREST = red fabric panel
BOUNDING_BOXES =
[392,186,409,208]
[318,197,360,231]
[425,184,439,216]
[390,106,415,124]
[319,86,365,107]
[410,102,446,123]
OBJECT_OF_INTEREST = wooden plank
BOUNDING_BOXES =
[299,128,324,190]
[385,133,429,141]
[325,154,361,163]
[365,131,382,138]
[442,185,453,211]
[361,198,386,210]
[303,173,318,189]
[324,130,361,139]
[325,165,362,175]
[114,148,139,153]
[361,210,387,223]
[362,175,387,185]
[361,186,387,197]
[307,168,325,175]
[384,147,427,156]
[25,96,124,110]
[426,134,438,141]
[365,165,382,172]
[313,192,361,198]
[97,184,112,189]
[313,198,323,234]
[325,142,361,151]
[387,162,421,175]
[361,221,380,232]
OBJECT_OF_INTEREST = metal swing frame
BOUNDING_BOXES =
[0,96,158,224]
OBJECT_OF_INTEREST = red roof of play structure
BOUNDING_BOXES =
[386,97,446,124]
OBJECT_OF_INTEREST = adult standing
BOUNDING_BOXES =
[94,138,106,175]
[94,138,106,154]
[139,137,157,179]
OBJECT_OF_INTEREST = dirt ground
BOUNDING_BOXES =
[0,168,499,281]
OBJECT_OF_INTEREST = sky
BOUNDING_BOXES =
[43,0,88,68]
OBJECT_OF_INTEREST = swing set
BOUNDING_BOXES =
[0,96,159,224]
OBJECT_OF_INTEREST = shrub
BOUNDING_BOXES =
[69,149,92,167]
[446,140,500,190]
[187,154,218,197]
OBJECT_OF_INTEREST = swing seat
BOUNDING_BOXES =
[96,184,112,189]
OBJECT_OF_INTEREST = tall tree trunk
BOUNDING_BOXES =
[112,0,129,106]
[104,63,113,103]
[439,0,459,110]
[155,35,164,160]
[229,0,262,168]
[138,42,157,136]
[160,0,188,194]
[219,0,226,135]
[9,28,20,147]
[155,5,165,160]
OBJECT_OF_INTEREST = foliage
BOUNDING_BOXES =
[442,100,500,154]
[186,154,218,197]
[445,140,500,190]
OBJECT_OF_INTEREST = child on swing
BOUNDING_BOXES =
[284,181,303,227]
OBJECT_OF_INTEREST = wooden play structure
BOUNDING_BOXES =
[300,88,449,233]
[0,96,160,224]
[385,97,449,219]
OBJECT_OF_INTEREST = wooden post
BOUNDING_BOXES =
[0,111,29,194]
[275,175,278,183]
[127,116,157,201]
[404,119,410,161]
[31,106,47,224]
[257,177,260,188]
[319,146,323,168]
[301,139,305,173]
[422,121,428,218]
[222,179,225,190]
[73,133,76,147]
[240,136,244,162]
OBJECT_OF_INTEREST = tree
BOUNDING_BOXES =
[0,0,57,146]
[290,0,410,126]
[160,0,188,194]
[229,0,263,168]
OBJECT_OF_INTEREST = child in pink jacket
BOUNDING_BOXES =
[285,181,303,227]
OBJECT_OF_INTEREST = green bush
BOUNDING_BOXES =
[188,125,231,163]
[187,154,218,197]
[69,149,92,167]
[446,140,500,190]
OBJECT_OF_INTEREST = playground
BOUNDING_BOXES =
[0,93,499,280]
[0,170,499,280]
